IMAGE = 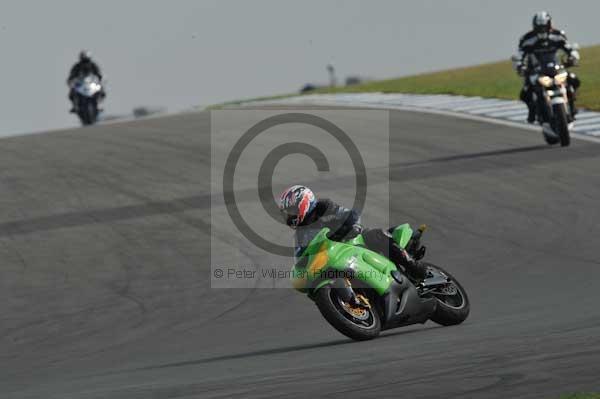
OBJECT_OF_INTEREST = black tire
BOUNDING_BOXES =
[543,131,560,145]
[78,98,97,126]
[78,98,90,125]
[88,100,98,125]
[425,263,470,326]
[553,103,570,147]
[314,284,381,341]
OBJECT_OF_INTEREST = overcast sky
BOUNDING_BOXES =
[1,0,599,136]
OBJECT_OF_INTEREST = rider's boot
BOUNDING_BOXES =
[569,96,578,121]
[364,228,429,283]
[527,104,536,124]
[521,86,535,124]
[69,94,77,113]
[390,243,428,282]
[404,257,429,282]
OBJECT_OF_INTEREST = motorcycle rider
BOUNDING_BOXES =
[278,185,428,281]
[67,50,105,113]
[515,11,581,123]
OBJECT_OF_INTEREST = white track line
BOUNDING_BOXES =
[431,98,488,108]
[469,104,526,115]
[573,112,600,121]
[487,109,528,118]
[572,118,600,127]
[240,93,600,144]
[448,100,509,112]
[575,123,600,132]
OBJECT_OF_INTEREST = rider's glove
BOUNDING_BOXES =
[565,49,580,67]
[348,223,363,238]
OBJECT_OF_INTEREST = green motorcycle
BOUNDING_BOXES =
[291,224,469,341]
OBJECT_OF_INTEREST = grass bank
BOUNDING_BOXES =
[320,45,600,111]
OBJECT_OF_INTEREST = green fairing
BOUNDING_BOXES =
[392,223,414,249]
[345,234,366,247]
[291,227,399,296]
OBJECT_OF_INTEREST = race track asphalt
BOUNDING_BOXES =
[1,109,600,398]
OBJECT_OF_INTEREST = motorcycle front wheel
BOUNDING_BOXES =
[78,98,98,126]
[314,283,381,341]
[552,103,571,147]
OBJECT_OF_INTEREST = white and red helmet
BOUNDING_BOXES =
[278,185,317,228]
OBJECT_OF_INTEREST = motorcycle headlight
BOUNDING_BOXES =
[555,72,568,85]
[538,76,554,87]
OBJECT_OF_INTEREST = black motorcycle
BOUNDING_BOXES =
[70,74,104,126]
[517,50,578,147]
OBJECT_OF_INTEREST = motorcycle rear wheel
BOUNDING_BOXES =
[424,263,470,326]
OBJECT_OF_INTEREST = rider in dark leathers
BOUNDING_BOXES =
[67,50,105,112]
[515,11,580,123]
[280,186,428,281]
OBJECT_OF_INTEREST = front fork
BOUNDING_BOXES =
[535,83,571,123]
[331,278,371,309]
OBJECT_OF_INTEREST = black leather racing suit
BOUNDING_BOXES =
[517,29,581,121]
[294,199,427,280]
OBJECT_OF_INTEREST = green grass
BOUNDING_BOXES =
[210,45,600,111]
[319,45,600,112]
[560,394,600,399]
